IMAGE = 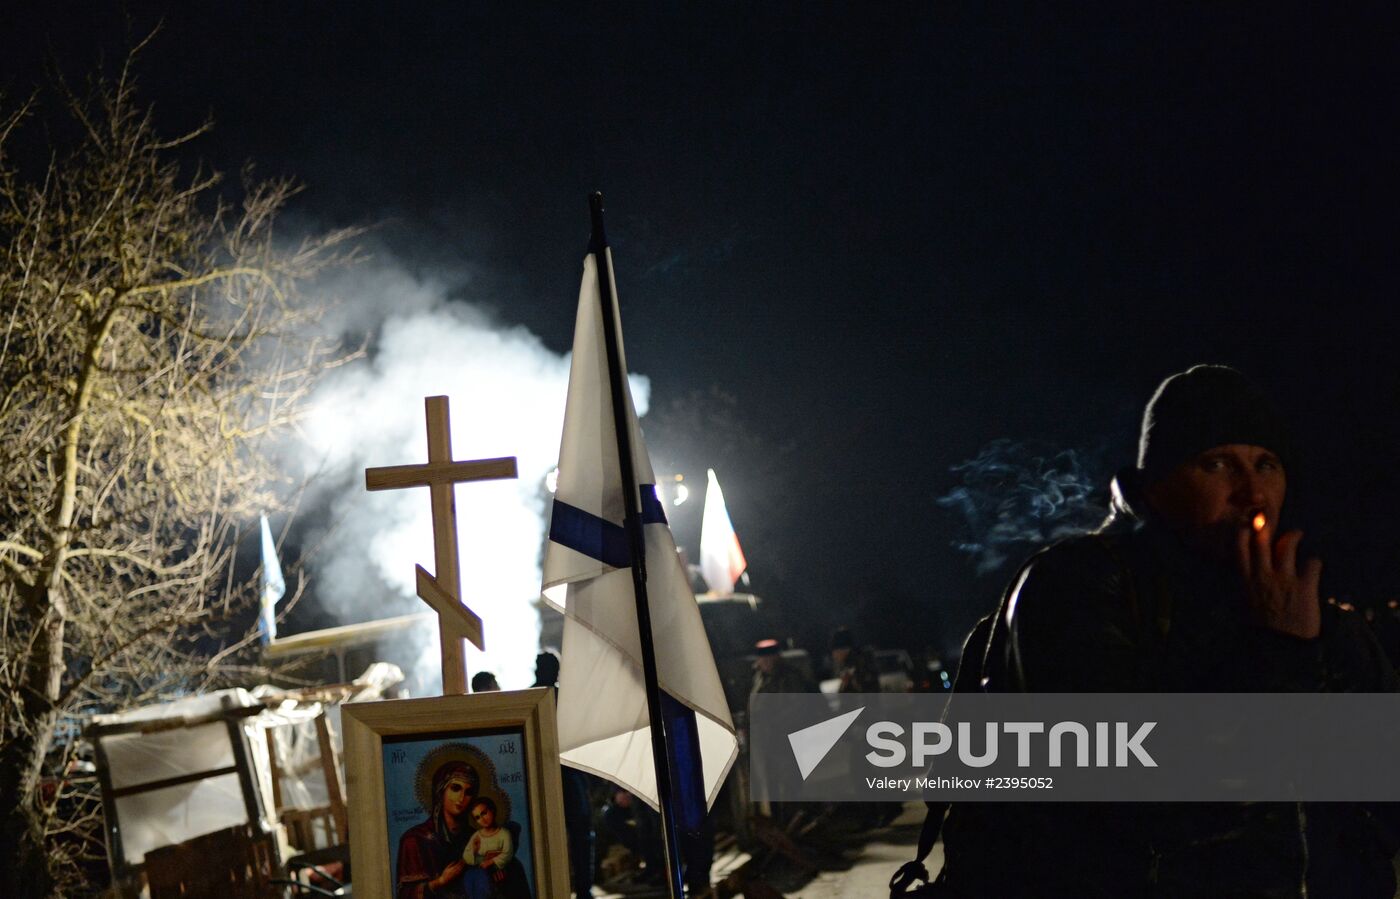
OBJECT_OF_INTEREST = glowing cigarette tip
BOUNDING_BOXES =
[1252,513,1266,533]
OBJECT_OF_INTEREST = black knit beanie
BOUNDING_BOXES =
[1137,365,1291,484]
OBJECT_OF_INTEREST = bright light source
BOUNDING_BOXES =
[673,484,689,506]
[301,301,652,692]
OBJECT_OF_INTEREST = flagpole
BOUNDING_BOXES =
[588,191,687,898]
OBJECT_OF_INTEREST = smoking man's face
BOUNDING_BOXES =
[1145,444,1286,558]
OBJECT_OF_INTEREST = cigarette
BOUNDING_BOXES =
[1252,513,1266,533]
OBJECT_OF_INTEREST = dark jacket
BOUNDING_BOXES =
[935,496,1400,898]
[750,656,814,696]
[836,646,881,694]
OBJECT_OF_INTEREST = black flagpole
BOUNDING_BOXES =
[588,191,687,897]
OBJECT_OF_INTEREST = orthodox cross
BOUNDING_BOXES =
[364,395,517,695]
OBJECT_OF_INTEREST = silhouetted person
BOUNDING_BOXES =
[534,649,594,897]
[600,788,663,881]
[829,625,879,693]
[748,638,812,696]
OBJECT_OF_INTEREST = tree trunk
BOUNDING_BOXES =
[4,581,67,895]
[1,716,59,898]
[0,285,107,896]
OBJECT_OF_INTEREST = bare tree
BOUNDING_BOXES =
[0,47,356,895]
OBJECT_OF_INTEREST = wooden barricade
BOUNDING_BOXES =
[144,824,278,899]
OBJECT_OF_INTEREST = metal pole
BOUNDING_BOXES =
[588,191,686,897]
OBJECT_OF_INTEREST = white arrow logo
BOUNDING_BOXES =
[788,707,865,780]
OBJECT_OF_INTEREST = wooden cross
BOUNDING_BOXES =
[364,395,518,695]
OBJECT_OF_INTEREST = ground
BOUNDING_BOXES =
[595,801,938,898]
[788,802,940,899]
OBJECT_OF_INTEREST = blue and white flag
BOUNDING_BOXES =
[542,250,737,820]
[258,514,285,644]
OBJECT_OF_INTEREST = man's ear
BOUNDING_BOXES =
[1139,468,1188,528]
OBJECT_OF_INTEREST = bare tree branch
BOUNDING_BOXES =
[0,50,356,896]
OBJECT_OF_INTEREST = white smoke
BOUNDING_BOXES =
[937,438,1107,575]
[299,259,649,692]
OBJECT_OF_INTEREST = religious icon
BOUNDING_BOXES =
[342,689,569,899]
[384,735,534,899]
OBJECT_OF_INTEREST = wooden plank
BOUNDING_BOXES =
[262,611,435,657]
[415,565,484,651]
[110,765,240,799]
[265,729,284,812]
[363,457,517,491]
[341,704,390,898]
[86,704,262,738]
[531,687,571,898]
[712,848,759,899]
[224,717,265,828]
[315,714,349,844]
[712,849,752,879]
[425,398,467,695]
[91,735,129,888]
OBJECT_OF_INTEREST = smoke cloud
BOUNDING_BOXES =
[297,257,649,692]
[937,438,1108,575]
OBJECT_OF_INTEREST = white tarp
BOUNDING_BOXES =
[93,689,275,866]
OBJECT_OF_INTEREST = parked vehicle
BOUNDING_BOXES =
[872,648,916,693]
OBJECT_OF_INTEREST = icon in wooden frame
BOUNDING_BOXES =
[342,687,569,898]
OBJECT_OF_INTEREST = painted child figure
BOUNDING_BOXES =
[460,797,532,898]
[463,798,514,875]
[462,795,532,896]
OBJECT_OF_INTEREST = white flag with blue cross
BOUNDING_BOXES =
[542,249,737,820]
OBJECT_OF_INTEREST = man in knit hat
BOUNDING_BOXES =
[911,365,1399,898]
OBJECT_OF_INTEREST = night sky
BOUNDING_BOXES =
[8,4,1400,657]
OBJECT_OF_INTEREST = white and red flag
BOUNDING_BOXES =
[700,468,747,595]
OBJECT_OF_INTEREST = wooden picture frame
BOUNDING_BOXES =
[342,687,569,898]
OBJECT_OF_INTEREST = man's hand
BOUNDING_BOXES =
[1237,524,1322,639]
[431,859,467,892]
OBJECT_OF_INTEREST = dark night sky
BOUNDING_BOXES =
[7,4,1400,655]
